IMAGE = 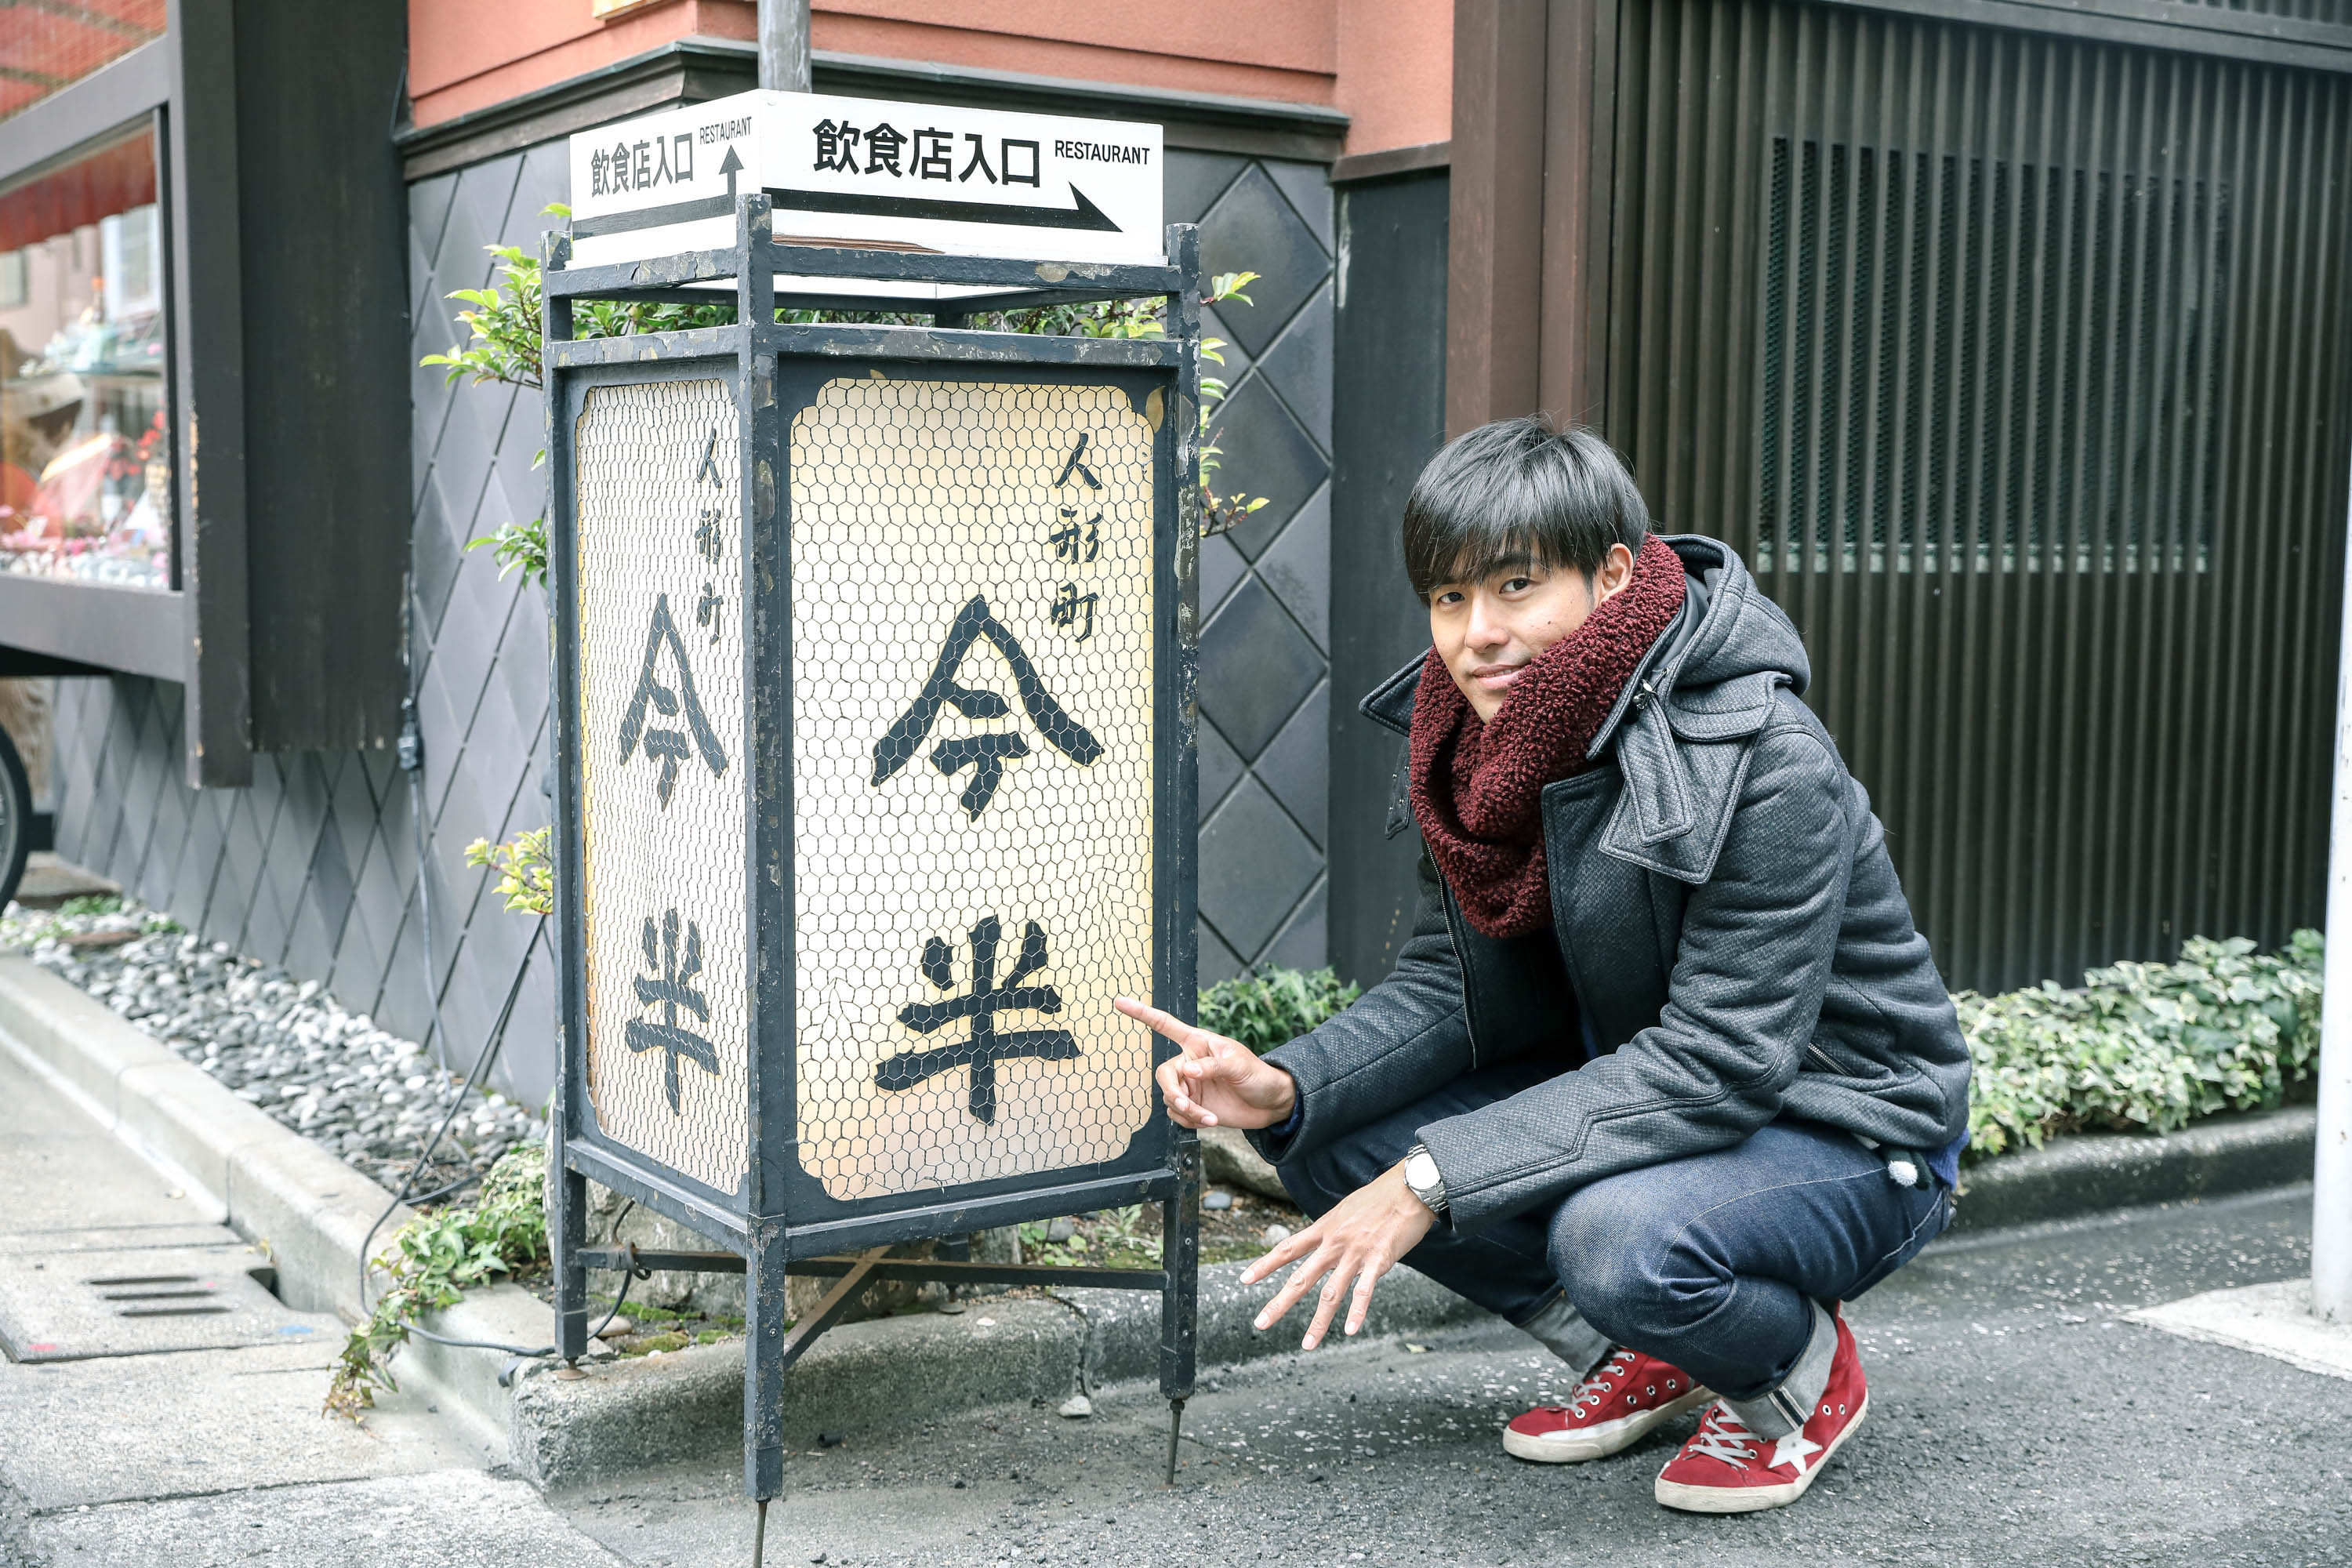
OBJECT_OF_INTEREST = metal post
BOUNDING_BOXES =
[757,0,811,93]
[543,227,590,1374]
[2314,478,2352,1323]
[1160,217,1204,1486]
[745,1219,790,1500]
[1160,1133,1200,1484]
[553,1163,590,1366]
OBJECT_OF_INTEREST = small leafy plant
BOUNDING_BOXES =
[0,895,180,949]
[1018,1203,1163,1268]
[422,205,742,590]
[1199,965,1362,1055]
[1205,940,2325,1168]
[463,827,554,917]
[325,1140,550,1420]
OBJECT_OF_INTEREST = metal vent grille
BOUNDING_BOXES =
[575,377,750,1195]
[788,377,1158,1202]
[1759,138,2227,572]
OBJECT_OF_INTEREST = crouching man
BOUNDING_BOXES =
[1119,418,1969,1514]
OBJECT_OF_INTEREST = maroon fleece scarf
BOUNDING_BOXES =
[1408,534,1688,938]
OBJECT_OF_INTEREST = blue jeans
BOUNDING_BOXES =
[1278,1058,1953,1439]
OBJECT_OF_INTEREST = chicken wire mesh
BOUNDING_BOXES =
[574,376,751,1196]
[788,376,1160,1203]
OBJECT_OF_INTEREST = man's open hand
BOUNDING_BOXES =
[1115,997,1298,1131]
[1240,1163,1435,1350]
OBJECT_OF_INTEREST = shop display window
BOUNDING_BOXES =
[0,123,170,591]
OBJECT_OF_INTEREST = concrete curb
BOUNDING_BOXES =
[1947,1104,2316,1232]
[0,953,411,1320]
[495,1256,1488,1490]
[0,947,2319,1486]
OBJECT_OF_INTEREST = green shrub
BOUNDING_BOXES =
[1214,934,2324,1166]
[1955,931,2323,1161]
[1198,967,1361,1055]
[325,1141,550,1420]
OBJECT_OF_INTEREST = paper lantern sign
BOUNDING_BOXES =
[543,194,1205,1515]
[574,377,751,1193]
[789,376,1159,1200]
[559,358,1183,1221]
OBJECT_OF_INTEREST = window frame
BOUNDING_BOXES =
[0,21,253,785]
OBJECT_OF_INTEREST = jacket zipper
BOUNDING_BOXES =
[1436,883,1486,1070]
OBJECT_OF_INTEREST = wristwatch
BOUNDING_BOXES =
[1402,1143,1449,1219]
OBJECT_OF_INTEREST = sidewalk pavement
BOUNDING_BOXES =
[2132,1276,2352,1382]
[0,1048,632,1567]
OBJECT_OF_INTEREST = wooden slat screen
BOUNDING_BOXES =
[1598,0,2352,991]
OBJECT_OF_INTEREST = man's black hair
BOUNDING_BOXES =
[1400,417,1650,601]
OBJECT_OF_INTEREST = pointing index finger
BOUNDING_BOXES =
[1113,996,1216,1056]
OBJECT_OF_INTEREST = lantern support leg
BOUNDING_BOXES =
[552,1161,590,1369]
[745,1221,792,1504]
[1160,1134,1201,1486]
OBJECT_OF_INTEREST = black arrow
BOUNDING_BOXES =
[718,143,742,199]
[766,183,1121,234]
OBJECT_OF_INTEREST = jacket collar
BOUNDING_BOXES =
[1359,652,1424,738]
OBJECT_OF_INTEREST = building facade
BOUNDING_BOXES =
[5,0,2348,1109]
[0,1,1452,1104]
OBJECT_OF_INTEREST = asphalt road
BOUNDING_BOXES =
[557,1186,2352,1568]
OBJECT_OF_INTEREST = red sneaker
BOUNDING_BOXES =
[1653,1314,1868,1512]
[1502,1345,1711,1464]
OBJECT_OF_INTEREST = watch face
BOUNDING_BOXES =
[1406,1152,1438,1189]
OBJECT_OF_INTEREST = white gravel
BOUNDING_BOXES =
[1,895,539,1196]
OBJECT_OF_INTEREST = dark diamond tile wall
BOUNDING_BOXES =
[1174,148,1333,985]
[41,136,1336,1105]
[1207,376,1328,556]
[46,138,566,1105]
[1200,577,1321,759]
[1196,165,1330,358]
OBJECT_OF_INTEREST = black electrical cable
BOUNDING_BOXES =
[358,869,636,1360]
[350,453,617,1370]
[354,909,546,1316]
[395,1167,486,1211]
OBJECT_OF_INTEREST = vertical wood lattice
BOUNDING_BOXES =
[1599,0,2352,993]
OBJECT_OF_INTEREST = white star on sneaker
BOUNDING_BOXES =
[1770,1431,1824,1474]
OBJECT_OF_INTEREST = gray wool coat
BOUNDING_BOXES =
[1249,535,1972,1234]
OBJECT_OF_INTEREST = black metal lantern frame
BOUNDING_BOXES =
[541,196,1203,1508]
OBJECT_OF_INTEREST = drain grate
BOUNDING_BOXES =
[89,1274,235,1316]
[0,1247,329,1361]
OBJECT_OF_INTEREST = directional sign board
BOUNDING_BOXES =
[567,89,1164,298]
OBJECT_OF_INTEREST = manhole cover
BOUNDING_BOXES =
[0,1246,328,1361]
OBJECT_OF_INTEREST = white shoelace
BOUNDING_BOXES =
[1685,1403,1759,1467]
[1572,1347,1642,1413]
